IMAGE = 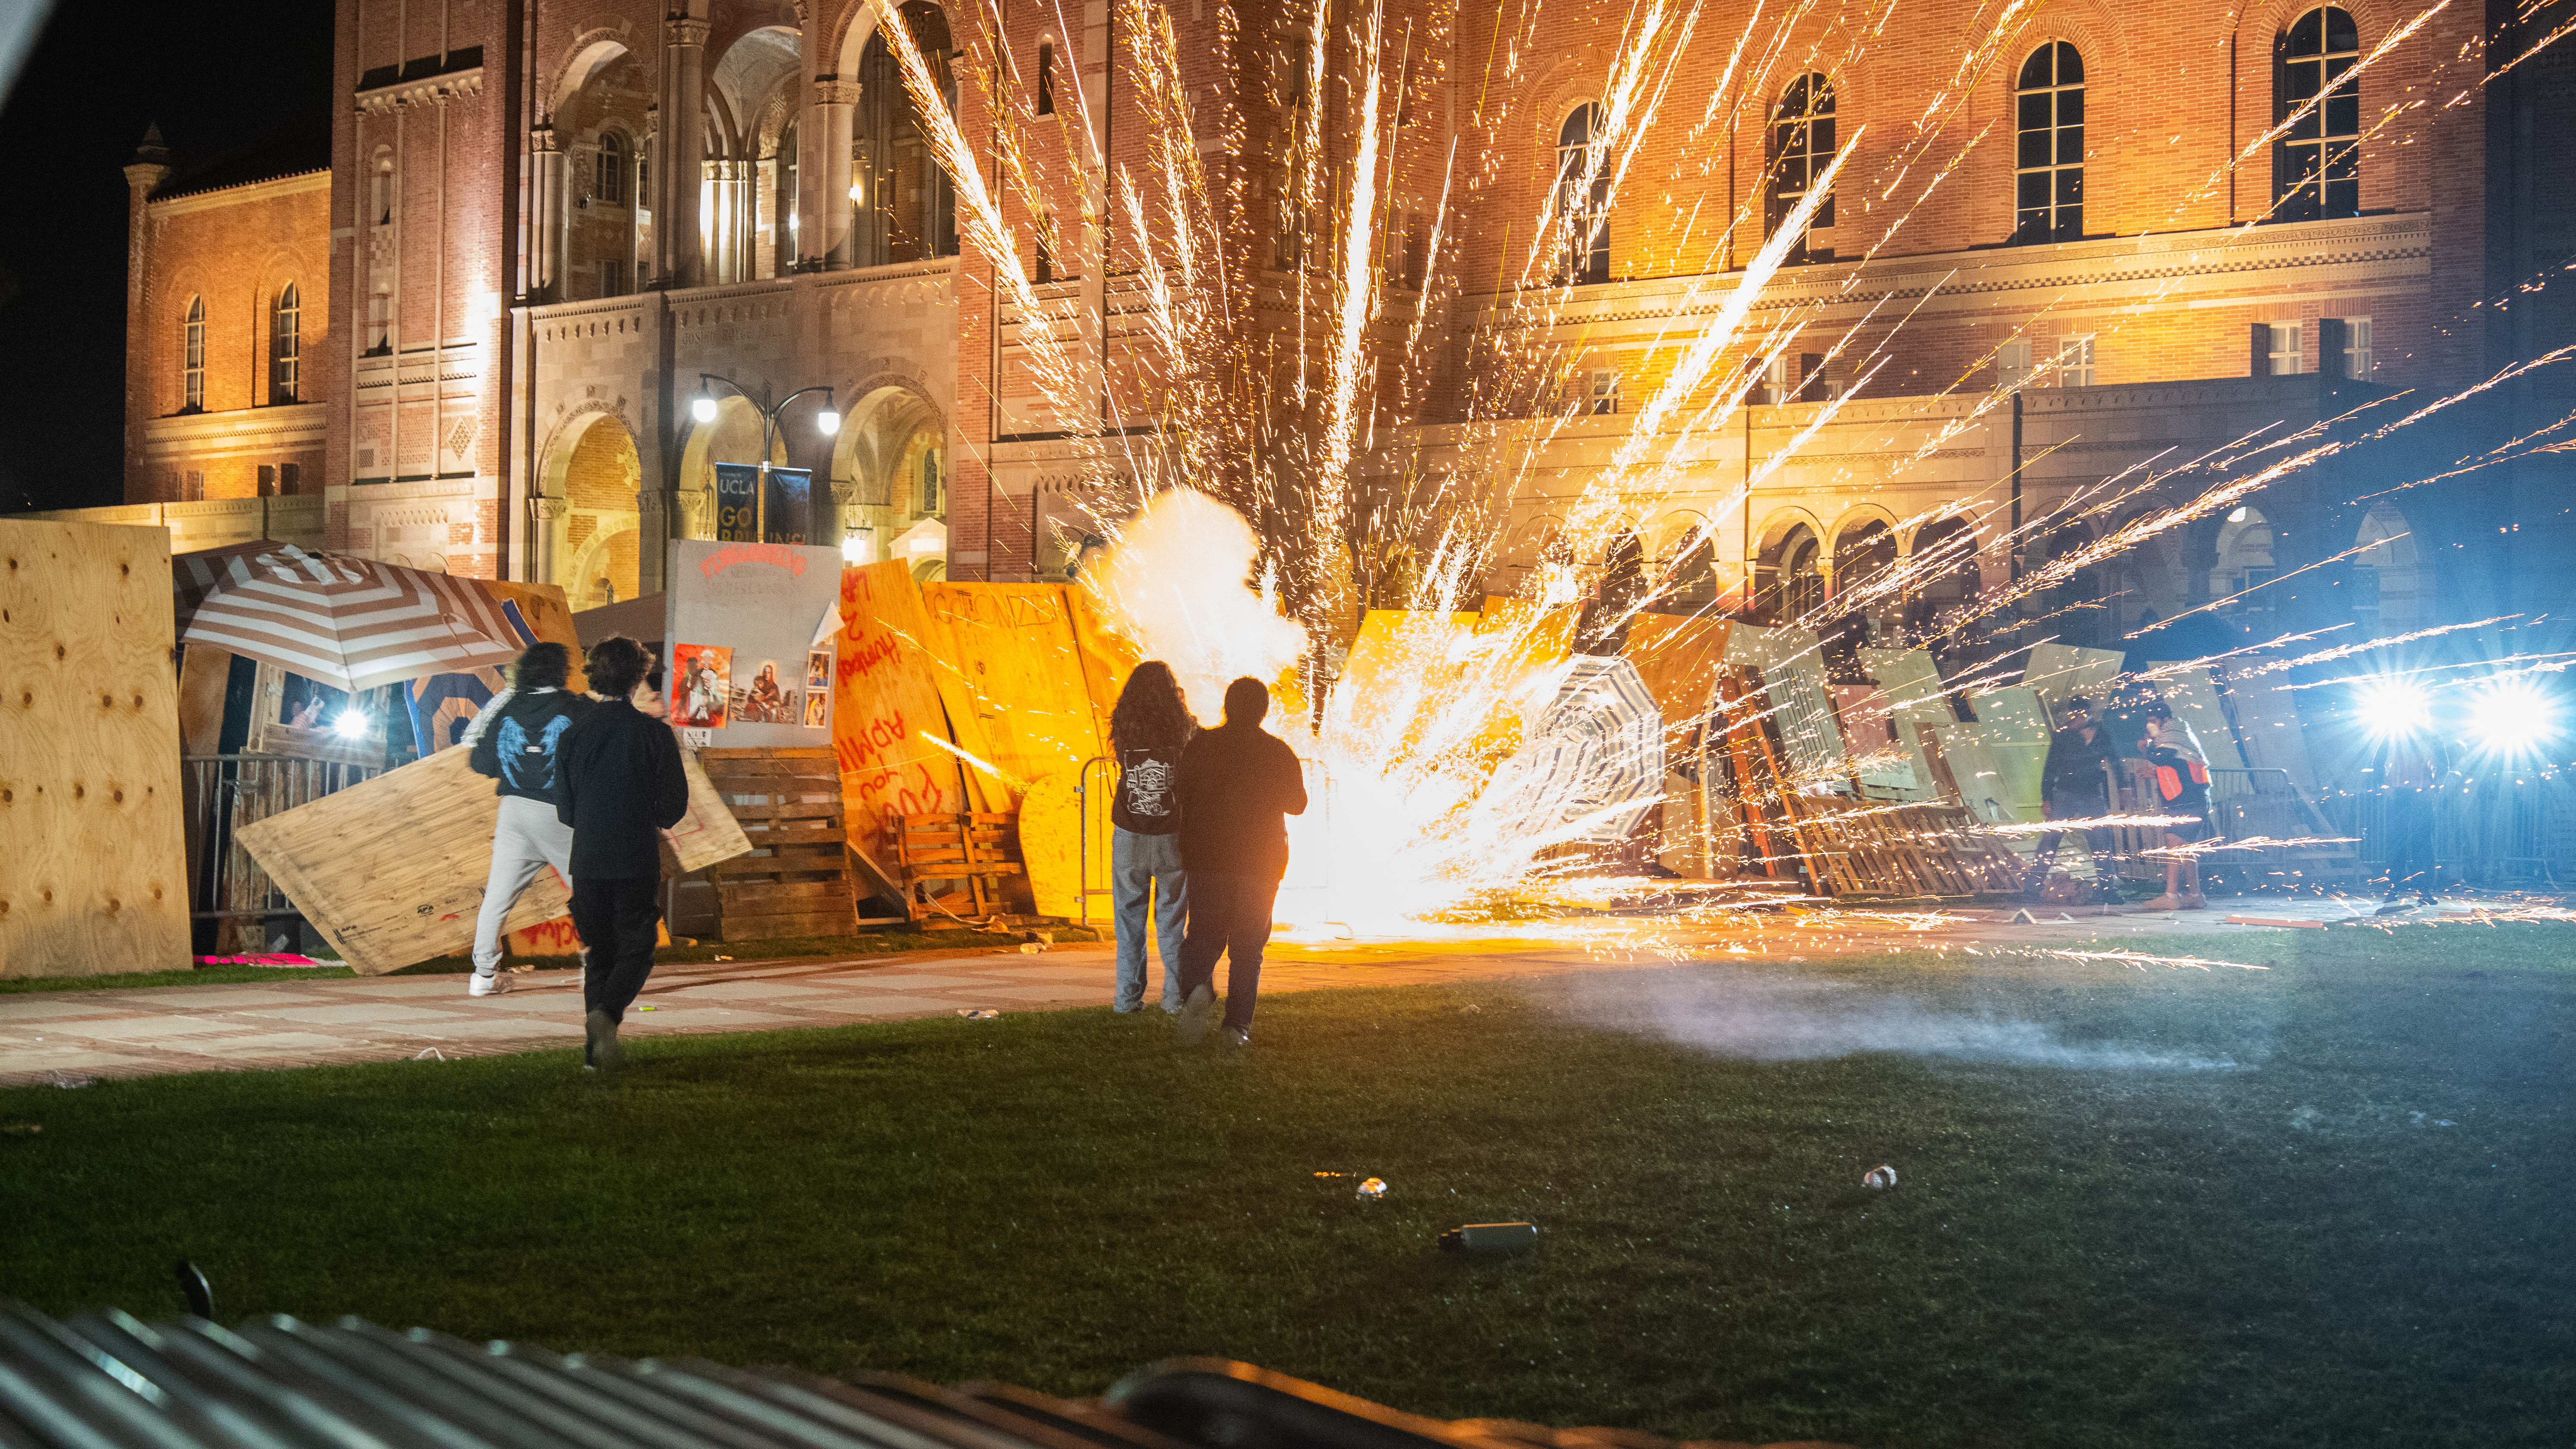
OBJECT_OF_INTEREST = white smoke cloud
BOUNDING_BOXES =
[1085,488,1309,727]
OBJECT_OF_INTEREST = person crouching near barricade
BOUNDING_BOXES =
[1109,661,1196,1015]
[555,636,690,1071]
[462,643,596,997]
[2026,694,2124,906]
[2137,698,2213,911]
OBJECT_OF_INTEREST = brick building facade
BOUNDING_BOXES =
[94,0,2572,639]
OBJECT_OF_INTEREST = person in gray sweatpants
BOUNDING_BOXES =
[463,643,596,995]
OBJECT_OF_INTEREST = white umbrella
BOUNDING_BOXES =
[173,543,525,693]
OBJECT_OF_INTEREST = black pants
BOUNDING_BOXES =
[2032,791,2114,871]
[1176,870,1279,1033]
[571,875,661,1022]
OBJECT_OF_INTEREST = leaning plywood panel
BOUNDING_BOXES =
[236,747,749,974]
[920,584,1111,806]
[2023,643,2124,718]
[0,519,192,977]
[832,561,973,871]
[2220,673,2317,790]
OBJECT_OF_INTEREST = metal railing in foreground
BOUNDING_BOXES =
[0,1303,1817,1449]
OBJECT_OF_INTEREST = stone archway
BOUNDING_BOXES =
[832,381,948,563]
[541,412,644,606]
[676,394,784,542]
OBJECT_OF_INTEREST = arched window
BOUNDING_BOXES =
[270,283,301,405]
[597,133,625,204]
[367,154,395,354]
[1557,103,1610,286]
[1755,523,1826,624]
[2013,43,2084,243]
[1036,41,1055,115]
[181,297,205,412]
[1766,74,1835,263]
[920,451,942,514]
[2276,6,2360,221]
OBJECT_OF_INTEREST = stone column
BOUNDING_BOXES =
[662,14,710,288]
[809,79,858,269]
[122,126,173,502]
[529,122,565,300]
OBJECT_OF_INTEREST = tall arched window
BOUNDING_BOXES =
[1557,103,1610,285]
[2013,42,2084,243]
[596,133,625,204]
[181,297,205,412]
[270,283,301,405]
[1766,74,1835,263]
[2276,6,2360,221]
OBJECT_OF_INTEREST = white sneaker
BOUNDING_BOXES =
[468,970,511,997]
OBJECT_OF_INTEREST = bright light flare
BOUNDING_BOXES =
[332,710,370,740]
[690,394,719,424]
[2468,678,2556,752]
[2354,676,2434,740]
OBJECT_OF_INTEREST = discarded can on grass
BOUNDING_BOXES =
[1862,1165,1899,1189]
[1355,1176,1388,1200]
[957,1008,1000,1020]
[1439,1222,1540,1253]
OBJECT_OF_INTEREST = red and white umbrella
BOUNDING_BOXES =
[173,543,526,693]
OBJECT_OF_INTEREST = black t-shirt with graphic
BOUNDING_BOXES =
[1113,743,1185,835]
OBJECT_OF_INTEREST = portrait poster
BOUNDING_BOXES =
[806,649,832,691]
[671,643,732,728]
[737,658,791,723]
[802,688,830,728]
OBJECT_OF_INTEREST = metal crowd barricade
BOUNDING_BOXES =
[183,754,390,922]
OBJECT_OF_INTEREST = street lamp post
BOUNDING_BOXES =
[690,373,840,543]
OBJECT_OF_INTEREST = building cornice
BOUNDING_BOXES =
[150,170,331,216]
[140,403,329,458]
[355,64,485,116]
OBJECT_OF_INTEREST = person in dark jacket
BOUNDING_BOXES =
[1108,661,1195,1015]
[1173,676,1308,1047]
[463,643,596,995]
[555,635,690,1070]
[2025,694,2123,903]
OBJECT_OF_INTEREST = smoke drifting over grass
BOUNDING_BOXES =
[1537,967,2248,1071]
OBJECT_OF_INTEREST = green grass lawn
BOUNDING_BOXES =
[2,924,2568,1447]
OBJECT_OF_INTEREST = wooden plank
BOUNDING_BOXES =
[719,879,852,906]
[723,800,844,821]
[733,825,847,848]
[237,746,748,974]
[720,909,853,942]
[0,519,194,977]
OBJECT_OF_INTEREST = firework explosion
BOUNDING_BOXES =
[870,0,2570,928]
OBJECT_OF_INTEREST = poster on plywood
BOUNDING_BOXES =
[665,539,843,748]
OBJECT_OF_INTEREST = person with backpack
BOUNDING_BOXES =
[1108,662,1195,1015]
[463,642,595,997]
[2137,697,2212,910]
[555,636,692,1071]
[2026,694,2124,904]
[1173,676,1308,1048]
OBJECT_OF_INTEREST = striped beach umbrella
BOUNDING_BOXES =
[173,543,525,693]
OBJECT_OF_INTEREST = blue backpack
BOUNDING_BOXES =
[495,712,575,794]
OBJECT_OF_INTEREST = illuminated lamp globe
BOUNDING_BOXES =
[333,709,370,740]
[691,394,720,424]
[816,408,841,436]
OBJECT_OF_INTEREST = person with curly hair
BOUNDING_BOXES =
[1107,661,1196,1014]
[555,635,691,1070]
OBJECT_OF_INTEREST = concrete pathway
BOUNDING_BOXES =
[0,892,2515,1088]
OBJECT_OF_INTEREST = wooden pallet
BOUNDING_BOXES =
[696,747,856,942]
[890,811,1024,922]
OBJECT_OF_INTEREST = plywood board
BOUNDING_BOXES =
[1854,648,1954,801]
[831,561,973,868]
[666,540,844,748]
[0,518,193,977]
[1622,614,1732,734]
[237,745,749,974]
[1950,686,2052,825]
[1726,624,1848,791]
[1018,767,1110,922]
[2220,674,2316,790]
[919,583,1111,808]
[2023,643,2125,720]
[1336,609,1483,761]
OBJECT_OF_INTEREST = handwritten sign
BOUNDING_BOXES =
[832,561,971,870]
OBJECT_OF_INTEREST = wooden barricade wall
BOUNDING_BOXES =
[237,746,749,973]
[0,519,193,976]
[696,746,857,941]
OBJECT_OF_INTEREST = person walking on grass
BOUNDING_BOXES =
[2137,697,2212,911]
[462,642,595,997]
[1109,661,1196,1015]
[555,635,690,1071]
[1173,676,1307,1049]
[2026,694,2124,905]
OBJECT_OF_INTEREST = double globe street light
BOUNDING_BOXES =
[690,373,839,543]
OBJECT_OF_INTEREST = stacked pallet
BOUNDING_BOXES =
[890,812,1024,922]
[695,747,856,942]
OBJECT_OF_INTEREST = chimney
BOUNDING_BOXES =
[124,124,174,503]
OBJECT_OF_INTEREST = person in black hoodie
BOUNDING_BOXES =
[555,635,690,1070]
[1172,676,1307,1048]
[2025,694,2124,903]
[463,643,595,996]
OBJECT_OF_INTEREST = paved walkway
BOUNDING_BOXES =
[0,894,2509,1088]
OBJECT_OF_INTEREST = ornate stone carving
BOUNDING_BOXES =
[667,17,711,47]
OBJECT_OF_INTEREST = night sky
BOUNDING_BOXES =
[0,0,337,514]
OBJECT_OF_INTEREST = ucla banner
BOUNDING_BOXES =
[713,464,814,545]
